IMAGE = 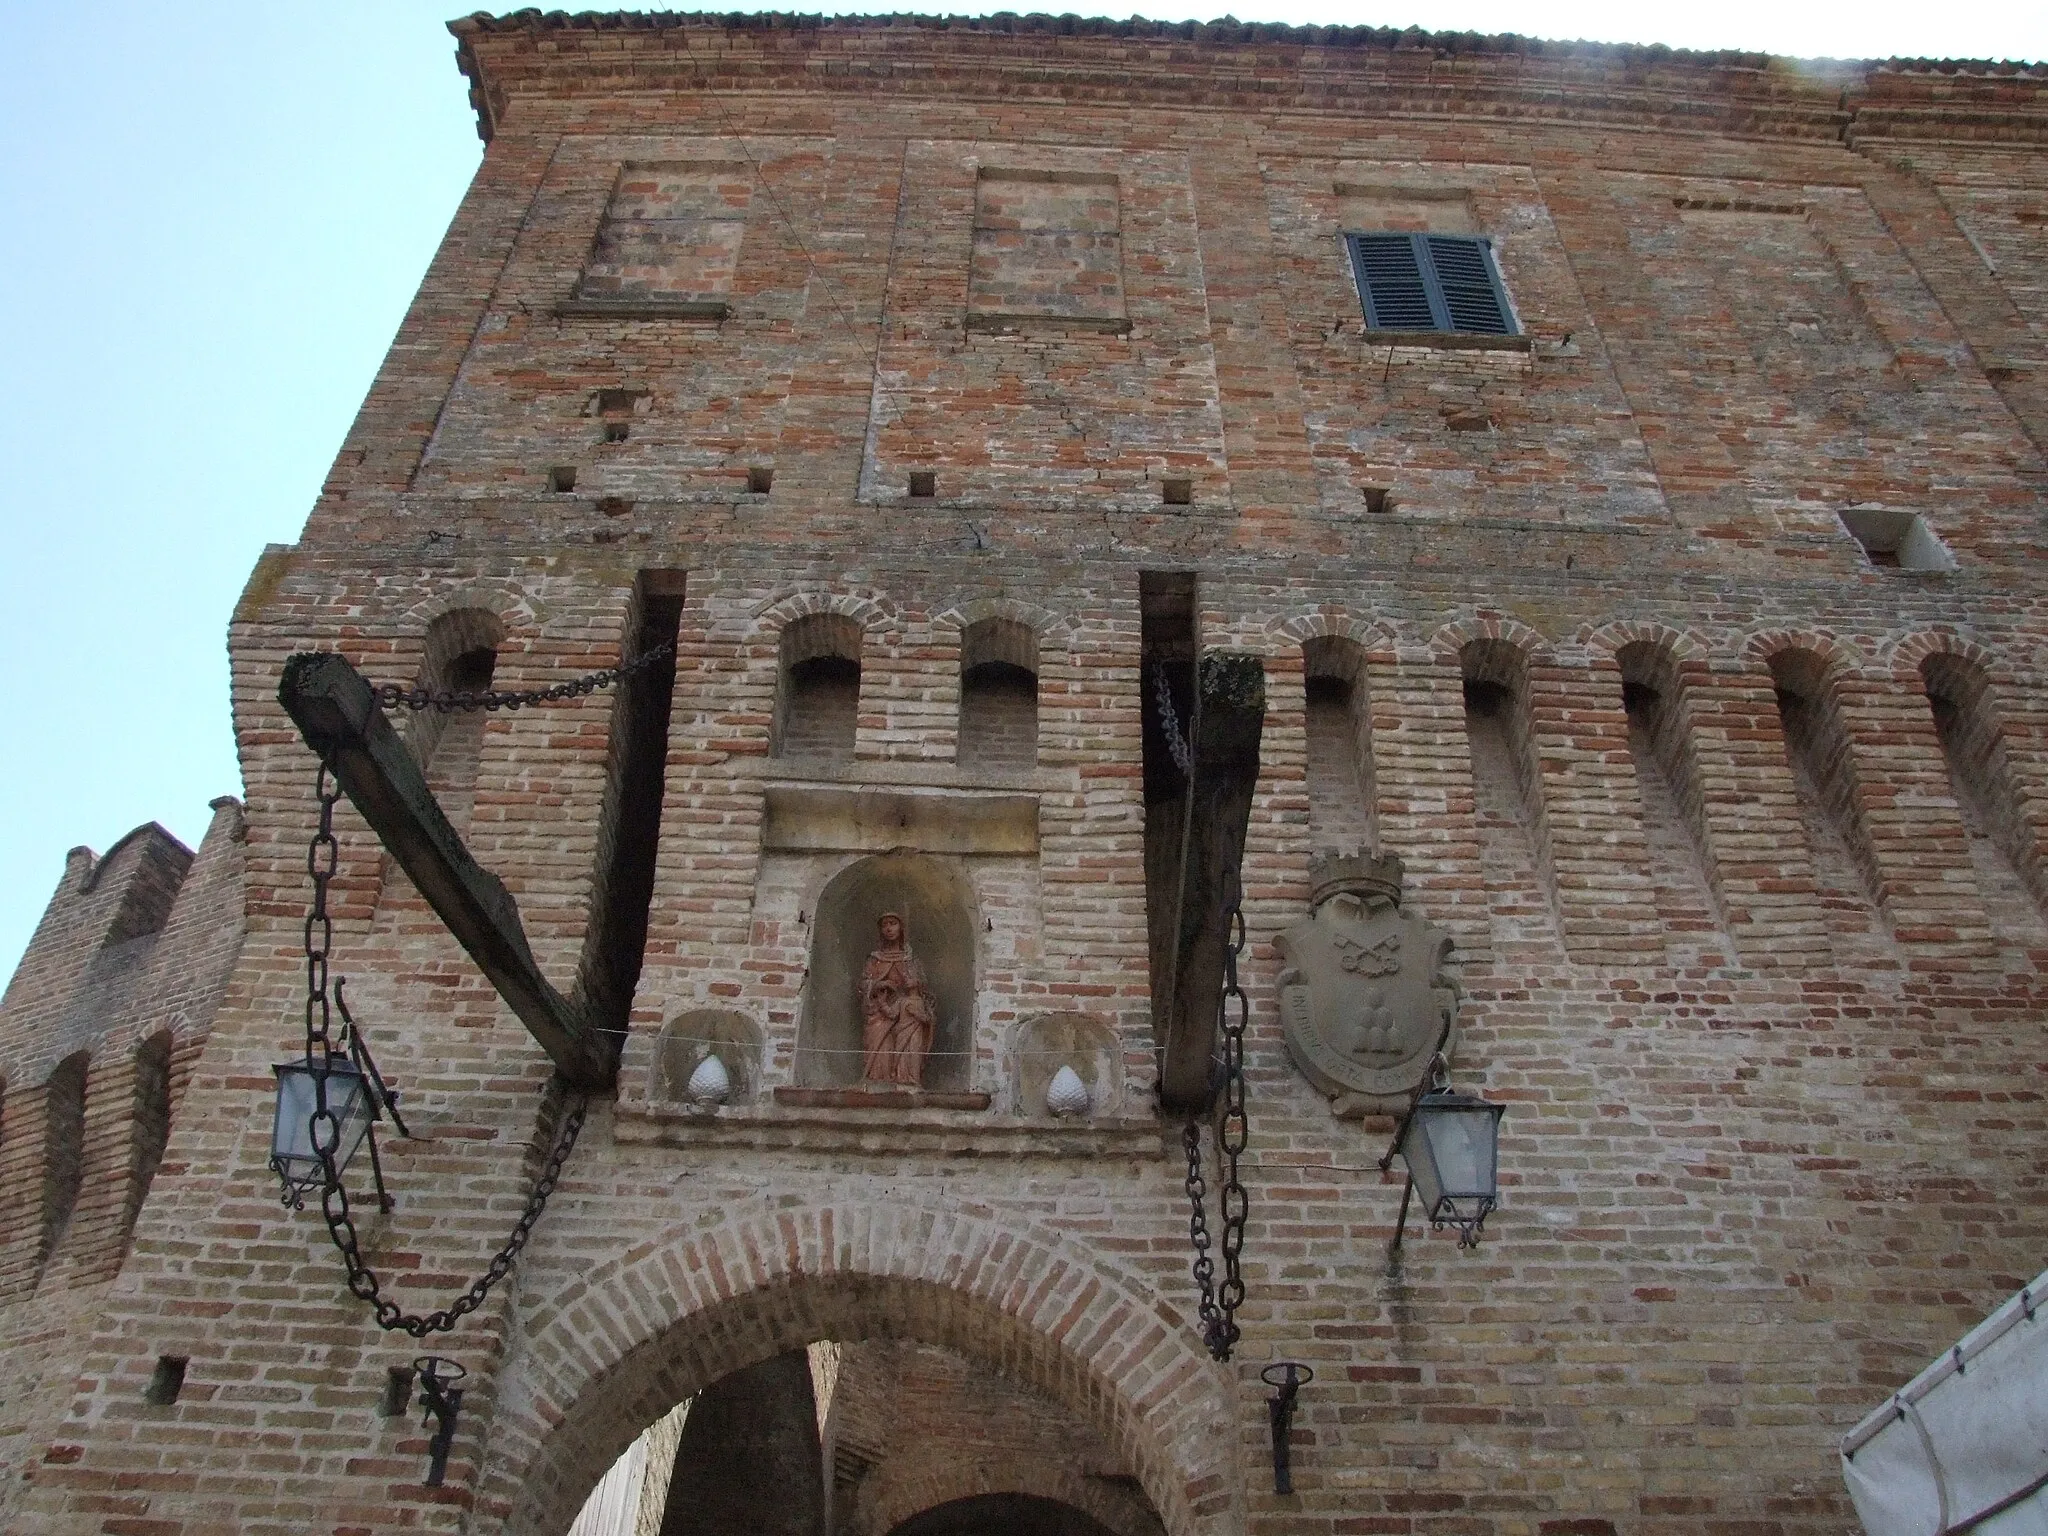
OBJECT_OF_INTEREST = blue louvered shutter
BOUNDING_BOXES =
[1425,236,1513,334]
[1347,233,1516,336]
[1348,234,1436,331]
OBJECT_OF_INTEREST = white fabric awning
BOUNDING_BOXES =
[1842,1267,2048,1536]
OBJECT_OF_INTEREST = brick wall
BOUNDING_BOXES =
[6,15,2048,1536]
[0,797,245,1525]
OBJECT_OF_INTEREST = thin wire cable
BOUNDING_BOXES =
[552,1026,1115,1058]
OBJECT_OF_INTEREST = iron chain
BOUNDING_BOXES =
[1183,834,1250,1362]
[288,761,347,1214]
[288,642,657,1332]
[1164,662,1249,1363]
[318,1088,587,1338]
[1153,664,1193,778]
[1181,873,1251,1362]
[305,763,340,1064]
[374,639,673,716]
[1213,857,1250,1355]
[1181,1120,1218,1346]
[298,749,591,1335]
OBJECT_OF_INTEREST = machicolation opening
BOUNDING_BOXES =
[1838,507,1956,573]
[404,609,506,844]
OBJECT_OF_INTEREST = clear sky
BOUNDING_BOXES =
[1,1,2043,987]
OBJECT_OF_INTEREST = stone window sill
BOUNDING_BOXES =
[1361,328,1530,352]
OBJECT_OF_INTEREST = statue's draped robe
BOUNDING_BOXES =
[860,943,936,1085]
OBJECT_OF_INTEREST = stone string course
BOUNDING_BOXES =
[2,13,2047,1536]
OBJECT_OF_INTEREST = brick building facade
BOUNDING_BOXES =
[2,11,2046,1534]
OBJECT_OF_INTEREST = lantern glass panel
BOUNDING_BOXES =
[1400,1091,1502,1219]
[271,1057,376,1190]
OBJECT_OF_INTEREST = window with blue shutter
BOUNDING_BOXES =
[1345,233,1516,337]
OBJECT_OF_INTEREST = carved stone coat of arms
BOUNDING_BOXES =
[1276,853,1459,1117]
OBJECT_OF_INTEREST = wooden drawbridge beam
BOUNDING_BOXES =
[1153,649,1266,1113]
[279,652,615,1091]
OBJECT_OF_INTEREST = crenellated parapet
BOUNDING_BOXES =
[0,797,245,1299]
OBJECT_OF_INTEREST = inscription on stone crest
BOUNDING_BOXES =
[1276,853,1459,1117]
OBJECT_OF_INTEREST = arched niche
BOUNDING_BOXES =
[887,1493,1134,1536]
[41,1050,89,1271]
[126,1030,175,1237]
[411,607,506,789]
[1301,634,1376,854]
[1010,1013,1118,1120]
[653,1008,765,1105]
[799,854,977,1092]
[959,616,1039,774]
[774,612,863,763]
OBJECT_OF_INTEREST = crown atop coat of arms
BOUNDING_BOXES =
[1308,850,1404,910]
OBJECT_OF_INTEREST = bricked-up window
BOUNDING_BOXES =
[1346,234,1516,336]
[126,1032,173,1239]
[958,618,1038,775]
[1302,637,1376,854]
[576,161,751,304]
[774,613,863,763]
[969,169,1128,332]
[41,1051,88,1268]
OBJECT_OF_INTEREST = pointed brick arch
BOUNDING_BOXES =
[478,1201,1236,1536]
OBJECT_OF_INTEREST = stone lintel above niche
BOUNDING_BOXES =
[761,783,1039,855]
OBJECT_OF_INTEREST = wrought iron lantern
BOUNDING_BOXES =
[1380,1054,1505,1250]
[270,984,407,1212]
[270,1055,376,1205]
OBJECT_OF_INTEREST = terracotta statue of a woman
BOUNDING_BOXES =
[859,912,937,1087]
